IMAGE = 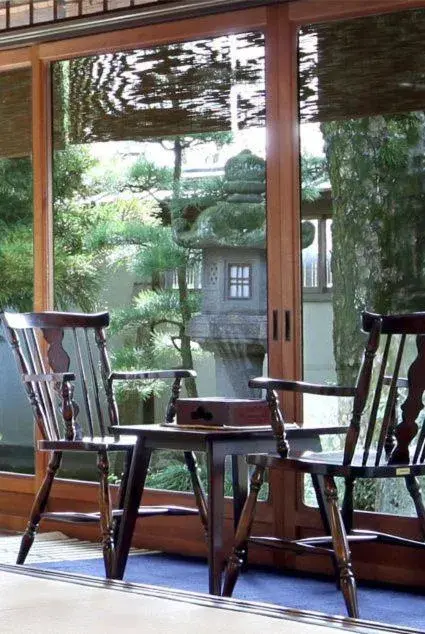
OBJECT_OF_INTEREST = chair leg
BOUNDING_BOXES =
[312,474,341,589]
[324,475,359,619]
[113,448,132,547]
[222,465,265,597]
[184,451,208,530]
[17,451,62,565]
[97,450,115,579]
[341,476,355,533]
[405,475,425,539]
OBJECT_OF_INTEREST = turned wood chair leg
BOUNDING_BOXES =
[184,451,208,531]
[222,465,265,597]
[324,475,359,619]
[97,450,115,579]
[405,475,425,539]
[341,476,355,533]
[113,448,132,547]
[312,474,341,589]
[17,451,62,565]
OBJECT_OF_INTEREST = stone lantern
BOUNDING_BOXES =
[177,149,314,398]
[183,149,268,398]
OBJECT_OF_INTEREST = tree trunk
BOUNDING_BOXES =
[177,264,198,397]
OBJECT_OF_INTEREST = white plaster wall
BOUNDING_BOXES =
[302,300,335,383]
[302,299,341,430]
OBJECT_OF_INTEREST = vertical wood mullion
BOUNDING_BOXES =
[266,3,301,394]
[29,0,34,25]
[32,47,53,488]
[265,3,301,570]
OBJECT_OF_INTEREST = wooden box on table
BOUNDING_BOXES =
[175,397,272,428]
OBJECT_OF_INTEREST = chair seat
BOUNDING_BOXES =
[39,435,138,452]
[247,449,425,478]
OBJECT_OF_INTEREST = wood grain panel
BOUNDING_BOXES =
[289,0,425,24]
[0,47,31,68]
[32,47,52,312]
[38,8,267,60]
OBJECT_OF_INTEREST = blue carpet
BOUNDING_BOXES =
[32,552,425,630]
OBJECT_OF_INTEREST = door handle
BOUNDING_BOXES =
[284,310,291,341]
[272,309,279,341]
[272,310,291,341]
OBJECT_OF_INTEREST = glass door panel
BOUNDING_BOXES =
[0,67,34,473]
[51,32,266,488]
[299,7,425,514]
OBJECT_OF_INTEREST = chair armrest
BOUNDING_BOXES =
[22,372,76,383]
[109,369,196,381]
[249,377,355,397]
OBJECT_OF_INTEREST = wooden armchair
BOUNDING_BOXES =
[1,310,199,578]
[223,311,425,618]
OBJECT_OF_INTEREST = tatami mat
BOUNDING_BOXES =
[0,531,149,564]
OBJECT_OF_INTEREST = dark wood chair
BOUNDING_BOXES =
[223,311,425,618]
[0,310,200,578]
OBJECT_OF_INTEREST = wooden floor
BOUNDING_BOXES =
[0,563,421,634]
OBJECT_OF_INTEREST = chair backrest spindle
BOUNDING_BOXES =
[362,334,391,466]
[85,329,107,436]
[375,334,405,466]
[343,317,381,465]
[72,327,95,437]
